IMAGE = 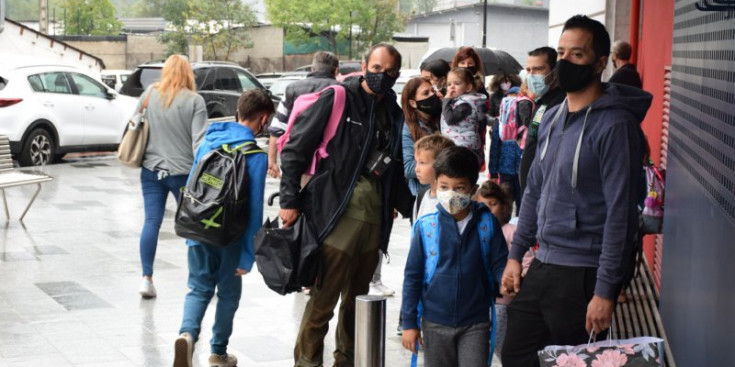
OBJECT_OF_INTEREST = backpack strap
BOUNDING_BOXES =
[413,187,429,221]
[310,85,346,173]
[222,141,264,155]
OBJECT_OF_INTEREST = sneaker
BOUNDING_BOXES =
[139,278,156,298]
[209,353,238,367]
[369,281,395,297]
[173,333,194,367]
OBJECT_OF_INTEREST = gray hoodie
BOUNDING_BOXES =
[511,83,652,300]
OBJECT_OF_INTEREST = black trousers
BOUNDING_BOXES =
[501,259,609,367]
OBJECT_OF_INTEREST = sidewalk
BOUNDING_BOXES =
[0,153,445,366]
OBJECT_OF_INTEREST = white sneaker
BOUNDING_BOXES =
[369,281,395,296]
[209,353,237,367]
[139,278,157,298]
[173,332,194,367]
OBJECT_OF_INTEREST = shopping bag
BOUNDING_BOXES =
[641,163,665,234]
[117,91,151,168]
[253,215,320,295]
[538,336,665,367]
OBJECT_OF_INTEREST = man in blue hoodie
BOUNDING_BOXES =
[500,15,652,367]
[173,89,272,367]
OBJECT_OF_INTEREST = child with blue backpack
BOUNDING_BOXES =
[173,89,273,367]
[401,146,509,367]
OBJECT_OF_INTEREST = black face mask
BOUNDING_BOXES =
[556,59,599,93]
[415,94,442,117]
[364,71,397,95]
[464,66,478,75]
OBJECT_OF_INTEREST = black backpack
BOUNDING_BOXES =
[175,141,264,247]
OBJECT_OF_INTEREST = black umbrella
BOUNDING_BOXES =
[421,47,523,75]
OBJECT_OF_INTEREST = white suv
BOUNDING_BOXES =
[0,64,138,166]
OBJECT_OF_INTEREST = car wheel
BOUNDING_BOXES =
[19,129,56,166]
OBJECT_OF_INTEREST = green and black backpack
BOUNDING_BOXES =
[175,141,264,247]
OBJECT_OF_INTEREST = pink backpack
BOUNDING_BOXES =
[500,95,535,149]
[276,85,346,175]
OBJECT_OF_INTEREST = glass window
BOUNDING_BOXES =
[69,73,108,98]
[27,75,44,92]
[236,69,258,91]
[214,68,239,91]
[120,74,129,83]
[195,68,214,91]
[139,68,162,89]
[32,72,72,94]
[101,75,116,89]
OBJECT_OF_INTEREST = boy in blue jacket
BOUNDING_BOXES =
[173,89,273,367]
[401,146,508,367]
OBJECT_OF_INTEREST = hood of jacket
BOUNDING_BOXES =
[197,121,256,156]
[540,83,651,188]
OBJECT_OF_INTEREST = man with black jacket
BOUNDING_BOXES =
[266,51,340,178]
[278,43,413,367]
[518,47,566,195]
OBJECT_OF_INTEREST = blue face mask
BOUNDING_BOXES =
[527,74,550,97]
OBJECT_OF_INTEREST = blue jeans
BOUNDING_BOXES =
[179,243,243,355]
[139,167,188,277]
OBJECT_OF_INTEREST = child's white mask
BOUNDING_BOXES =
[437,190,471,214]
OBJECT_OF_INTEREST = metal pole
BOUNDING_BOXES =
[482,0,488,48]
[355,295,386,367]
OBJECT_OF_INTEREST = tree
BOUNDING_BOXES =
[415,0,437,13]
[265,0,406,57]
[187,0,257,60]
[157,0,256,60]
[62,0,122,35]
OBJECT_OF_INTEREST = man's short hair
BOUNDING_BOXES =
[528,46,558,71]
[562,15,611,60]
[433,146,479,185]
[414,134,455,160]
[237,89,275,121]
[419,59,451,79]
[613,40,633,61]
[312,51,339,75]
[364,43,402,71]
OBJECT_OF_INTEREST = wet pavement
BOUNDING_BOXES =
[1,150,507,366]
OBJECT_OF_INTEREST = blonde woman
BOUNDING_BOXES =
[137,55,208,298]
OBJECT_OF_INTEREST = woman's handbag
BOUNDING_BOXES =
[538,335,665,367]
[117,90,152,168]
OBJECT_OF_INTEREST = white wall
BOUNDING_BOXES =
[0,20,104,74]
[548,0,606,48]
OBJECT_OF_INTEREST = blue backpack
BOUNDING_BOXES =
[411,210,499,367]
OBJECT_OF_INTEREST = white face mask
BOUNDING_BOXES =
[437,189,471,214]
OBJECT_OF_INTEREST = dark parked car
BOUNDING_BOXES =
[120,61,277,118]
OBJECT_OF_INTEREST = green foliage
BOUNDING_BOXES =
[265,0,406,57]
[158,0,257,60]
[415,0,437,13]
[6,0,62,21]
[62,0,123,35]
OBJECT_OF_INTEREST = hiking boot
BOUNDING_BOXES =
[209,353,237,367]
[173,333,194,367]
[139,278,157,298]
[369,280,395,297]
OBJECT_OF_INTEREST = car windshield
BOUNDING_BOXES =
[140,68,162,89]
[269,79,298,98]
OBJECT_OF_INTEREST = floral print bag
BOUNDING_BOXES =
[538,336,665,367]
